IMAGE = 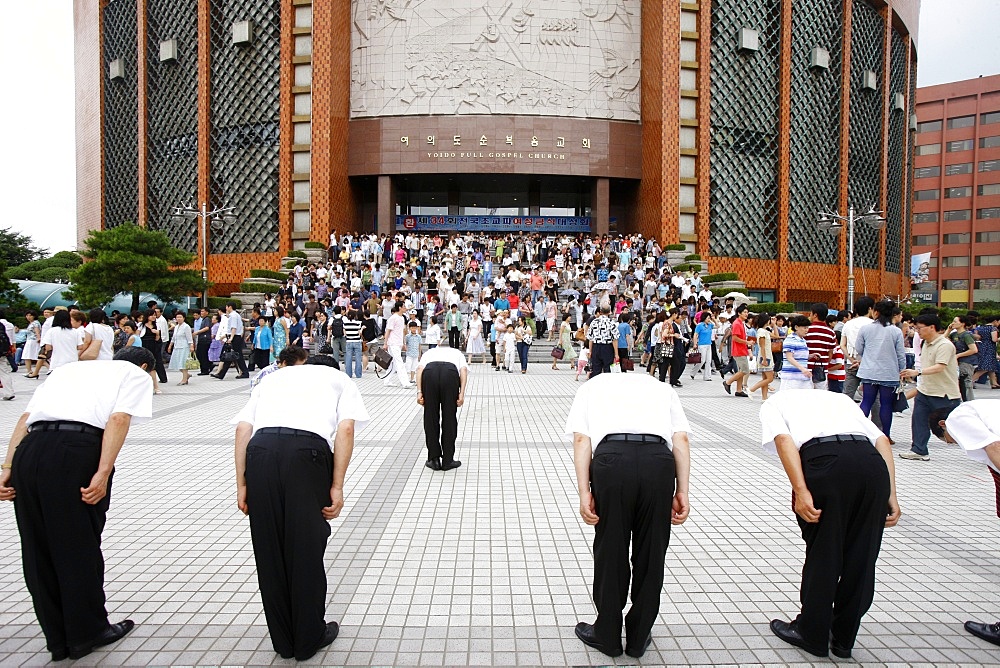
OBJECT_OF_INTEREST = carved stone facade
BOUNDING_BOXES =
[350,0,641,121]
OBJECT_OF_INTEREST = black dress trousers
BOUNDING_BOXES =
[12,430,113,653]
[795,439,890,651]
[196,336,212,374]
[590,438,675,652]
[590,343,615,378]
[219,335,249,378]
[246,430,333,660]
[422,361,460,464]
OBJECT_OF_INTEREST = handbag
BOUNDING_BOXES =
[319,343,334,355]
[620,357,635,371]
[892,389,909,413]
[610,362,621,374]
[550,345,565,360]
[220,344,240,363]
[687,351,702,365]
[811,365,826,383]
[374,346,393,369]
[522,333,533,346]
[770,339,783,354]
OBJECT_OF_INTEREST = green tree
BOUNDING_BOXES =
[5,251,83,283]
[0,227,46,267]
[67,224,206,312]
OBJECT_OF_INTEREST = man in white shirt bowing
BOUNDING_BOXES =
[927,400,1000,647]
[565,373,691,659]
[759,390,901,659]
[416,345,468,471]
[0,347,155,662]
[232,355,370,662]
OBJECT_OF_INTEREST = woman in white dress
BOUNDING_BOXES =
[465,310,487,363]
[21,310,42,378]
[40,309,85,370]
[167,311,194,385]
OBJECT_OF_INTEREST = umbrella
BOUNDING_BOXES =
[560,288,580,299]
[721,292,752,304]
[592,281,612,292]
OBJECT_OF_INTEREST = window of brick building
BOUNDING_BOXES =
[946,163,973,175]
[948,115,975,129]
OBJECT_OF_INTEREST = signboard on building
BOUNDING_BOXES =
[396,215,591,232]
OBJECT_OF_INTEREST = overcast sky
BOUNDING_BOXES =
[1,0,998,255]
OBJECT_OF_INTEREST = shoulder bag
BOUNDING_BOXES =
[220,343,241,363]
[550,346,565,360]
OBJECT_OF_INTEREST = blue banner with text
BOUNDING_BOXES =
[397,215,591,233]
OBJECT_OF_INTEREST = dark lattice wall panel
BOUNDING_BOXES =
[102,0,139,229]
[146,0,198,253]
[788,0,843,264]
[847,1,884,270]
[905,51,917,269]
[885,28,907,275]
[709,0,781,259]
[209,0,281,254]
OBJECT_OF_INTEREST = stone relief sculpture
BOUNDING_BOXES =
[350,0,640,120]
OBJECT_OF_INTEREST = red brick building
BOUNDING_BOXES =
[912,74,1000,308]
[76,0,919,305]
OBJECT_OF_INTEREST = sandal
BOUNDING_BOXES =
[177,381,189,386]
[154,389,163,395]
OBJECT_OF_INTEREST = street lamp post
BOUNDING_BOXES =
[816,204,886,311]
[172,202,237,307]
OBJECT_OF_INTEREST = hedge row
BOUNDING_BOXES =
[304,241,326,249]
[663,243,686,251]
[684,254,702,261]
[287,250,307,259]
[207,297,231,311]
[672,263,696,273]
[250,269,287,280]
[239,282,276,294]
[750,302,798,315]
[702,272,740,283]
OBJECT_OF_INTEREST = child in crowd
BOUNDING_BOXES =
[404,320,423,383]
[575,347,590,382]
[827,329,847,393]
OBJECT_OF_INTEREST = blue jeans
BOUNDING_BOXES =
[860,382,897,438]
[910,392,961,456]
[344,341,363,378]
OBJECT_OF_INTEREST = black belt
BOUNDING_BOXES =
[801,434,872,451]
[30,421,104,437]
[601,433,667,445]
[256,427,326,441]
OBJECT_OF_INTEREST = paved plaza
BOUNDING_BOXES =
[0,364,998,666]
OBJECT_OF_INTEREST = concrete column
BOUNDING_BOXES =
[377,175,395,236]
[528,179,541,216]
[593,177,610,236]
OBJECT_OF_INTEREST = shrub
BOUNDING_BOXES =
[671,264,693,273]
[284,261,299,269]
[684,254,702,261]
[750,302,798,315]
[207,297,231,311]
[287,250,307,259]
[250,269,286,280]
[239,282,275,294]
[702,272,740,283]
[663,243,686,251]
[304,241,326,249]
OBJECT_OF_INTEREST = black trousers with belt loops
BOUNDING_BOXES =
[246,429,333,659]
[794,437,890,651]
[12,428,113,654]
[422,362,460,464]
[590,435,675,651]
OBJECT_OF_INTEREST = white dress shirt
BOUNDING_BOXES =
[759,389,886,455]
[944,400,1000,473]
[26,360,153,429]
[84,323,115,360]
[841,315,873,364]
[232,365,370,448]
[564,374,690,452]
[417,345,469,372]
[41,327,85,369]
[156,315,170,343]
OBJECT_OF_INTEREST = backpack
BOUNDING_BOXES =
[330,316,345,338]
[0,326,10,355]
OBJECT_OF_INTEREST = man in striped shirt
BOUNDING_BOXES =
[586,305,620,378]
[806,304,837,390]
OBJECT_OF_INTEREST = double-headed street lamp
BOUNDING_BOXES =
[172,202,238,307]
[816,204,886,311]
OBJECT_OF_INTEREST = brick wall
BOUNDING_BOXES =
[75,0,103,248]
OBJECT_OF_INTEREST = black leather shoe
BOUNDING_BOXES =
[769,619,827,658]
[210,373,223,379]
[625,634,652,658]
[235,374,250,379]
[574,622,623,658]
[830,640,852,659]
[442,460,462,471]
[425,459,442,471]
[50,648,68,662]
[68,619,135,660]
[965,620,1000,647]
[296,621,339,661]
[196,372,211,376]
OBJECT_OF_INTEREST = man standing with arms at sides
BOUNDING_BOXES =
[193,307,213,375]
[841,296,875,401]
[0,347,155,661]
[898,313,961,461]
[383,302,413,388]
[806,303,836,390]
[586,305,619,378]
[416,344,468,471]
[722,304,751,397]
[233,355,369,661]
[566,372,691,658]
[760,390,900,659]
[928,400,1000,647]
[213,302,250,380]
